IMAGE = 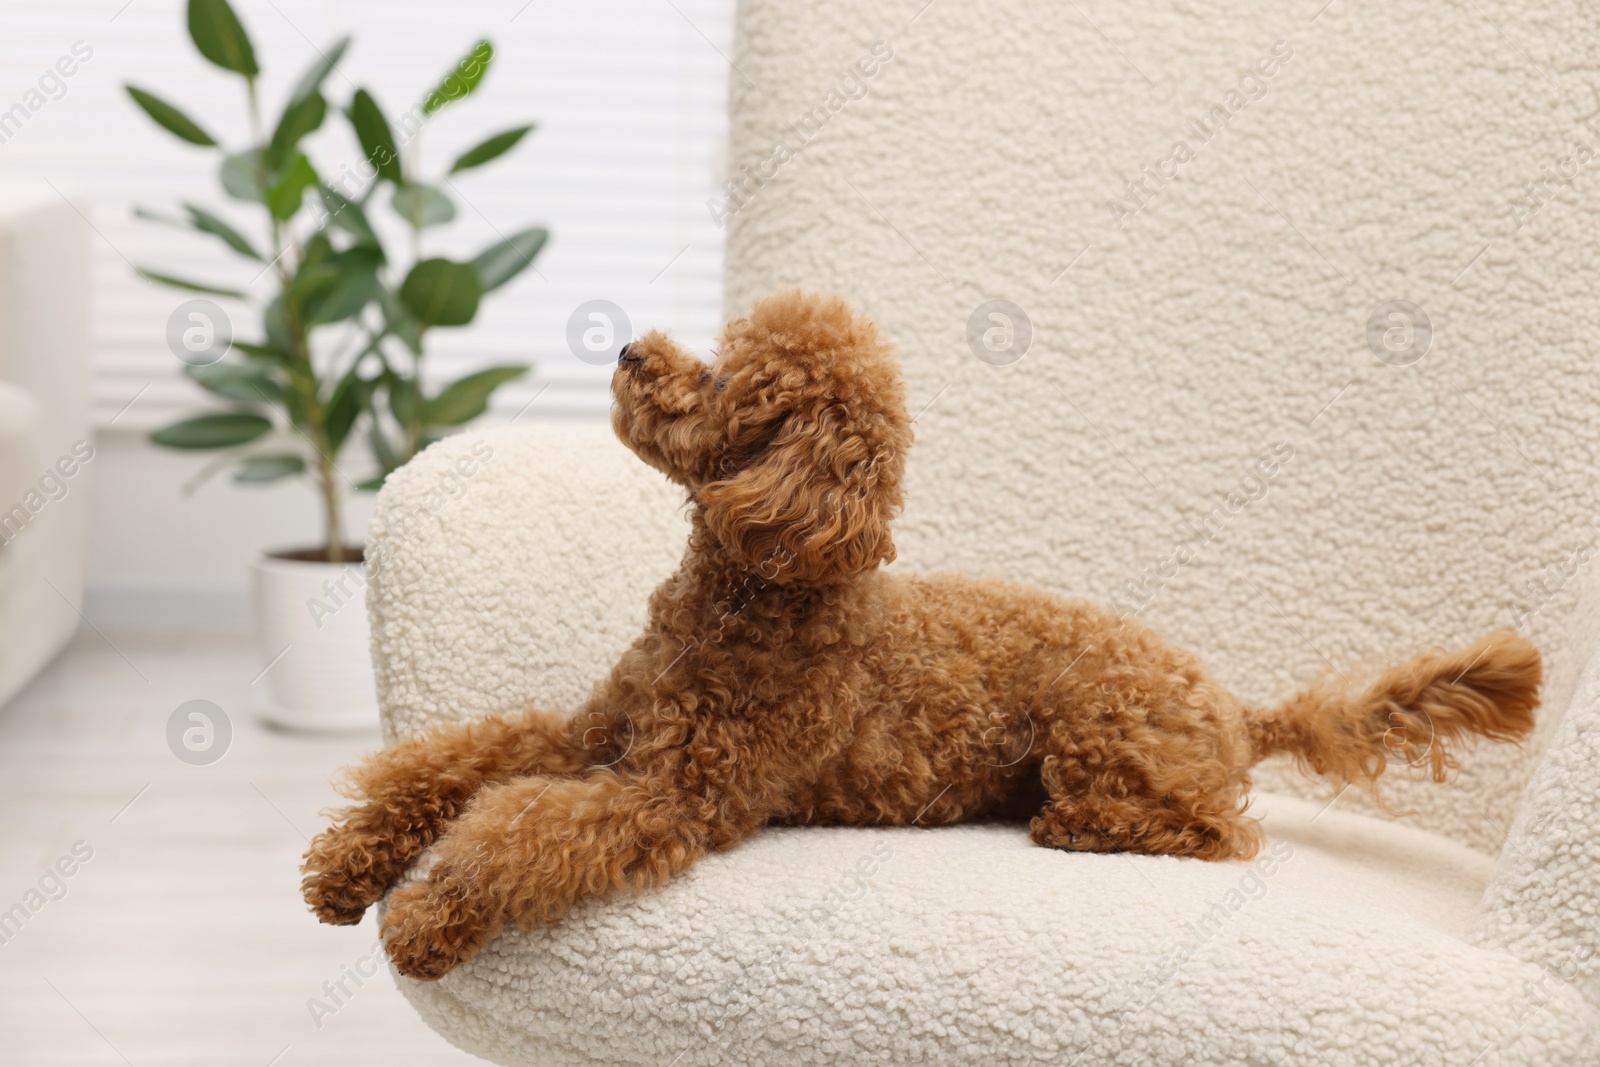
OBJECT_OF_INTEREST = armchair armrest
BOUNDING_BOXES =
[1476,570,1600,1004]
[365,424,688,743]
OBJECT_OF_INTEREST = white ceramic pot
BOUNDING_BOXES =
[252,549,378,732]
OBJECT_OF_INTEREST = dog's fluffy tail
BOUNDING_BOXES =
[1246,630,1541,791]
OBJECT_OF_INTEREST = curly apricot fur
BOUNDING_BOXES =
[302,290,1542,980]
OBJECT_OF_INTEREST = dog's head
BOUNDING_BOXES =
[612,290,910,585]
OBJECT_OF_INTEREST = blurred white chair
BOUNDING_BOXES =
[0,187,91,708]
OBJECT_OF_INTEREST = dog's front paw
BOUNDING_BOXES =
[380,869,498,981]
[300,823,400,925]
[302,872,370,926]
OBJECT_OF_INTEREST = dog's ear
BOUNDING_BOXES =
[699,403,901,584]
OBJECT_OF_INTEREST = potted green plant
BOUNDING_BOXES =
[126,0,547,730]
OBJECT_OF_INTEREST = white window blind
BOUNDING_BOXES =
[0,0,734,425]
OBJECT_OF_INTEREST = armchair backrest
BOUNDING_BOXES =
[719,0,1600,854]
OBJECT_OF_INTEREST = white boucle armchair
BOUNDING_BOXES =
[364,0,1600,1062]
[367,426,1600,1066]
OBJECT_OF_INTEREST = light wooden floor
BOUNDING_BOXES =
[0,628,488,1066]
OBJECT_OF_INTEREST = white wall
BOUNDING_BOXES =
[85,414,597,629]
[0,0,734,626]
[83,427,371,629]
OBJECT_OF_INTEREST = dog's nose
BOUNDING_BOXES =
[617,343,640,366]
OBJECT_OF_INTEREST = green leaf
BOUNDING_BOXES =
[368,421,402,473]
[288,240,379,324]
[288,36,351,106]
[472,227,547,292]
[387,372,418,427]
[423,364,528,426]
[332,242,383,274]
[183,203,262,260]
[347,89,402,184]
[424,39,493,114]
[265,153,319,220]
[125,86,216,146]
[263,297,293,355]
[399,258,482,329]
[323,364,368,453]
[151,411,272,450]
[290,264,339,311]
[220,150,264,202]
[233,453,306,483]
[356,473,389,492]
[267,91,326,170]
[305,251,382,324]
[136,268,247,298]
[379,288,422,355]
[282,379,310,429]
[389,183,455,229]
[187,0,259,76]
[185,361,285,405]
[134,205,188,227]
[316,184,380,246]
[233,339,292,363]
[301,231,335,269]
[448,124,534,174]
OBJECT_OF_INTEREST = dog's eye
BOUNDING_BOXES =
[715,376,728,392]
[698,371,712,385]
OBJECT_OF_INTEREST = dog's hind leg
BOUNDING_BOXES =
[1025,682,1262,861]
[301,706,594,925]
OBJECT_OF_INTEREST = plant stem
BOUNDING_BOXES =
[408,347,424,457]
[250,76,346,563]
[294,325,346,562]
[318,452,347,562]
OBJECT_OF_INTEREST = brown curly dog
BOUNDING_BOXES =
[302,290,1541,980]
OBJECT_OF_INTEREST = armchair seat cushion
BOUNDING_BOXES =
[369,428,1600,1064]
[393,791,1594,1066]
